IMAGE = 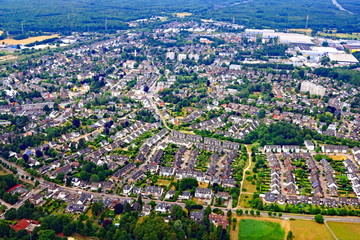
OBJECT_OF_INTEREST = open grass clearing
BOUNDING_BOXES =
[239,218,285,240]
[241,161,257,193]
[231,216,288,240]
[327,221,360,240]
[238,193,253,208]
[2,34,59,45]
[289,219,334,240]
[156,179,171,187]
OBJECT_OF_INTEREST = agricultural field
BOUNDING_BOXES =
[318,32,360,40]
[289,219,334,240]
[289,28,313,35]
[2,34,59,45]
[239,219,285,240]
[327,221,360,240]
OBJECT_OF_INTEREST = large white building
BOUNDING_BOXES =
[328,53,359,65]
[300,81,326,97]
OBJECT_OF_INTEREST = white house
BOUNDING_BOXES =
[195,188,212,199]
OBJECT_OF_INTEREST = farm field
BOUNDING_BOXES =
[2,34,59,45]
[289,219,334,240]
[318,32,360,40]
[327,221,360,240]
[289,28,313,34]
[239,219,285,240]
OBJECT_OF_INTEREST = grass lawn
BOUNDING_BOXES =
[239,193,253,208]
[156,179,171,187]
[0,168,11,175]
[289,220,334,240]
[239,219,284,240]
[241,161,257,193]
[327,221,360,240]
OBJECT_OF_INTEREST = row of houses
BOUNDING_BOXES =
[263,192,359,207]
[344,159,360,198]
[169,130,240,151]
[306,158,323,197]
[320,159,338,196]
[264,145,301,153]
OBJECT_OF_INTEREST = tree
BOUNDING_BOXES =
[236,209,243,216]
[91,201,103,216]
[287,231,293,240]
[124,202,132,212]
[179,178,198,191]
[38,230,56,240]
[78,138,86,149]
[4,208,17,220]
[35,149,43,158]
[278,212,282,218]
[268,211,272,216]
[250,210,254,216]
[256,210,260,216]
[43,105,51,112]
[0,222,10,237]
[170,205,185,220]
[315,214,324,223]
[63,224,73,236]
[72,118,81,128]
[258,109,266,118]
[227,210,232,218]
[114,203,124,214]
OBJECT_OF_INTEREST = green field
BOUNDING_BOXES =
[327,222,360,240]
[290,220,334,240]
[239,219,284,240]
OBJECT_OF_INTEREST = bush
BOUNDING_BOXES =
[315,214,324,223]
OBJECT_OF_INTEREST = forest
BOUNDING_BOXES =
[1,199,230,240]
[0,0,360,34]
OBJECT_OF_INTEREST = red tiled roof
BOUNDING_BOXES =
[6,184,23,193]
[11,219,40,232]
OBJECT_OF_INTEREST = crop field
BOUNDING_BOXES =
[318,32,360,40]
[239,219,284,240]
[289,29,313,35]
[2,34,59,45]
[289,220,334,240]
[327,221,360,240]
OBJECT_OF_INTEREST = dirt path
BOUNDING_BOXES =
[325,221,339,240]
